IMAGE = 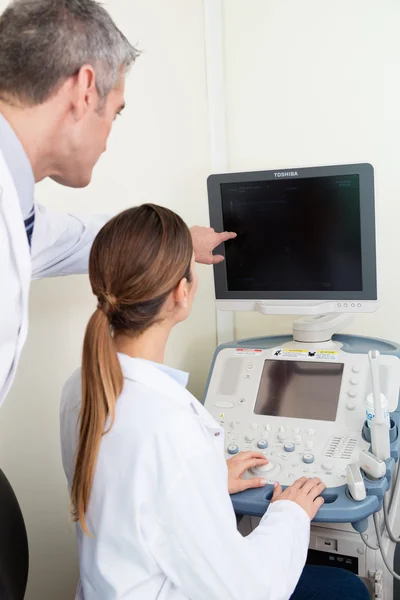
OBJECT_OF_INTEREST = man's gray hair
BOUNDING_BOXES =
[0,0,139,105]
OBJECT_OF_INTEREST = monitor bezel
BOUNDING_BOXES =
[207,163,377,301]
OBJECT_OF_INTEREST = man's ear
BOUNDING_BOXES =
[71,65,98,120]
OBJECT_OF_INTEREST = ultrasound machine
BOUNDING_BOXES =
[203,164,400,599]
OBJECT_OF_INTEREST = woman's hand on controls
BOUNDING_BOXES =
[227,451,269,494]
[271,477,326,520]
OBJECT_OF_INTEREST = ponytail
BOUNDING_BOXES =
[69,204,193,535]
[70,307,123,535]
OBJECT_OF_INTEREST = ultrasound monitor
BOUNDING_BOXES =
[207,163,377,315]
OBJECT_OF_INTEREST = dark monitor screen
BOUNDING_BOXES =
[254,359,343,422]
[221,175,362,293]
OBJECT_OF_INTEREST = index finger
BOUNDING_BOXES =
[216,231,237,244]
[210,254,225,264]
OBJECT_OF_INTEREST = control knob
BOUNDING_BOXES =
[249,461,281,477]
[284,442,295,453]
[257,439,268,449]
[302,453,315,464]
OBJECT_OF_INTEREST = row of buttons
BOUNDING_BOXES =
[227,443,320,466]
[242,424,317,435]
[337,303,362,308]
[245,436,314,449]
[346,366,362,410]
[228,443,336,474]
[227,420,318,439]
[243,430,315,447]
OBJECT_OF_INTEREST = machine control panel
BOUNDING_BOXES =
[204,344,400,488]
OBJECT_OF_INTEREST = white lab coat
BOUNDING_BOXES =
[0,148,108,406]
[60,354,310,600]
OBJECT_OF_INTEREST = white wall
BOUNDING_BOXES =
[0,1,213,598]
[222,0,400,342]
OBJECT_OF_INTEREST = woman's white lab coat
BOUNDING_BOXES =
[60,354,310,600]
[0,149,107,406]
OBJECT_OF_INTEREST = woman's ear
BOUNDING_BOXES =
[173,277,190,309]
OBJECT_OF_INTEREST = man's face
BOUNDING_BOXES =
[52,74,126,188]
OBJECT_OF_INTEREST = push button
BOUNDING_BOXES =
[322,461,334,471]
[214,401,235,409]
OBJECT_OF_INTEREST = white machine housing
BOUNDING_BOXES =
[204,341,400,488]
[217,299,379,316]
[206,163,400,598]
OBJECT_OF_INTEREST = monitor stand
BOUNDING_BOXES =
[293,314,353,344]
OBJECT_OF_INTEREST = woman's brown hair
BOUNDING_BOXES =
[70,204,193,534]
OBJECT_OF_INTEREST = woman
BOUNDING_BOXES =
[60,204,369,600]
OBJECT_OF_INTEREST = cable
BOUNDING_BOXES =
[373,512,400,581]
[358,456,400,577]
[383,457,400,541]
[383,494,400,543]
[388,458,400,513]
[358,428,400,577]
[360,532,379,551]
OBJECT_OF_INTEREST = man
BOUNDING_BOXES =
[0,0,236,407]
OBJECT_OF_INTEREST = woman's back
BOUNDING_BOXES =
[61,354,234,599]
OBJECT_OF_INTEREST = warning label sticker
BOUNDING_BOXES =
[273,348,339,361]
[235,348,263,355]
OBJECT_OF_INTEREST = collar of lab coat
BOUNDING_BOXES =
[0,148,32,304]
[0,114,35,220]
[117,353,223,435]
